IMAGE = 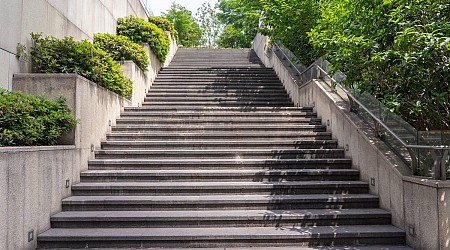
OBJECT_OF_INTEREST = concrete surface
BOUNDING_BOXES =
[0,146,76,250]
[0,0,148,90]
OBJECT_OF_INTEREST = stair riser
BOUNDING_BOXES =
[51,216,391,228]
[100,142,338,150]
[94,152,345,159]
[110,128,327,133]
[80,174,360,182]
[71,187,369,196]
[88,163,351,170]
[38,236,406,249]
[105,135,333,141]
[116,116,321,125]
[62,200,380,212]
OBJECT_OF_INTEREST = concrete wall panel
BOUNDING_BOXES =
[439,187,450,249]
[0,153,8,250]
[0,50,10,90]
[6,152,26,250]
[0,0,23,52]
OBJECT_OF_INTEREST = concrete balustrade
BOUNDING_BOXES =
[253,33,450,250]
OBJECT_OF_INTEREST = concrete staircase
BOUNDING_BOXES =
[38,48,407,249]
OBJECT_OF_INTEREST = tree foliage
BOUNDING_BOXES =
[216,0,260,48]
[162,3,202,47]
[196,3,223,47]
[309,0,450,129]
[202,0,450,129]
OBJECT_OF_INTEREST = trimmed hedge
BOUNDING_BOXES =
[94,33,149,72]
[30,33,132,98]
[148,16,179,41]
[0,89,77,146]
[117,15,170,63]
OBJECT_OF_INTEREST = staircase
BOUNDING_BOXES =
[38,48,407,249]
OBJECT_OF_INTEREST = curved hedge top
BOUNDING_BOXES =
[117,15,170,63]
[94,33,149,72]
[0,89,77,146]
[148,16,179,41]
[30,33,132,98]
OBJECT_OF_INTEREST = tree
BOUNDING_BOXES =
[196,3,222,47]
[309,0,450,129]
[216,0,260,48]
[162,3,202,47]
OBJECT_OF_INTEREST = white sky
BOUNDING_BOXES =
[150,0,219,16]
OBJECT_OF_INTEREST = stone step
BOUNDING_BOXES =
[94,148,345,159]
[80,169,359,182]
[115,118,321,125]
[100,139,338,150]
[87,158,352,170]
[146,89,289,95]
[61,194,381,211]
[166,65,265,69]
[110,124,326,133]
[145,93,291,98]
[141,102,294,107]
[143,97,291,102]
[149,85,287,90]
[39,246,413,250]
[70,181,368,196]
[122,106,314,113]
[50,209,390,228]
[119,111,318,118]
[160,68,276,73]
[156,75,280,80]
[37,225,405,249]
[153,79,284,83]
[158,73,278,77]
[105,132,333,141]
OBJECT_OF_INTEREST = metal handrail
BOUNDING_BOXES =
[271,42,449,180]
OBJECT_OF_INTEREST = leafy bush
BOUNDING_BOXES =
[148,16,179,41]
[94,33,149,71]
[0,89,77,146]
[117,15,170,63]
[30,33,132,98]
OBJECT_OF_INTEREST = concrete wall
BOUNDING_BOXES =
[12,74,133,173]
[253,33,450,250]
[0,0,148,90]
[0,146,79,250]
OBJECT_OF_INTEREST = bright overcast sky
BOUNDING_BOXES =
[150,0,219,16]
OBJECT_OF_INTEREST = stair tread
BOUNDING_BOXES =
[51,209,390,221]
[72,181,368,188]
[81,169,359,176]
[62,194,378,203]
[88,158,351,164]
[38,225,404,239]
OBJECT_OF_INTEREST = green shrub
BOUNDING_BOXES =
[0,89,77,146]
[148,16,179,41]
[117,15,170,63]
[94,33,149,71]
[30,33,132,98]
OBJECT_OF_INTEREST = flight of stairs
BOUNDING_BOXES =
[38,48,407,249]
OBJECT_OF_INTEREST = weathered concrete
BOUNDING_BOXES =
[253,33,450,250]
[0,0,148,90]
[0,146,76,250]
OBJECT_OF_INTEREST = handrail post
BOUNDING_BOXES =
[407,148,420,175]
[431,149,449,180]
